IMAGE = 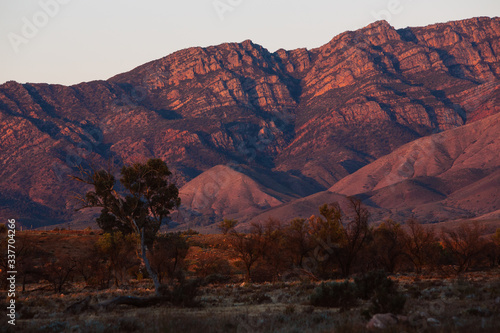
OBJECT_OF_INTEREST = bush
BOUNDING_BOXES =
[150,232,190,283]
[95,232,139,287]
[360,271,406,315]
[191,250,233,279]
[452,277,477,300]
[250,261,279,283]
[310,281,358,309]
[218,219,238,235]
[182,228,200,236]
[354,270,392,300]
[168,279,201,307]
[353,270,406,315]
[369,285,406,315]
[203,274,231,285]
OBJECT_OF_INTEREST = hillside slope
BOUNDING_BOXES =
[329,112,500,222]
[177,165,287,227]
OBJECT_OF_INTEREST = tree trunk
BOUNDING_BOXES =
[245,263,251,282]
[140,228,161,295]
[343,262,351,278]
[112,263,120,287]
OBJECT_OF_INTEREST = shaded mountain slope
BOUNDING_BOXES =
[327,112,500,222]
[245,112,500,227]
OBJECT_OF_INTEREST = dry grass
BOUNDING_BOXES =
[2,270,497,333]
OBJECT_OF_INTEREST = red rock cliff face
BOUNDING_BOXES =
[1,17,500,227]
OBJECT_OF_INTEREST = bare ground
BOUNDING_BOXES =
[5,270,500,333]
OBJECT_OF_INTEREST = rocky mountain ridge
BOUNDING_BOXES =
[1,17,500,228]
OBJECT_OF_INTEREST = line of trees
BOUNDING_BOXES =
[2,159,499,294]
[1,208,499,292]
[222,198,500,282]
[68,158,500,285]
[0,229,193,293]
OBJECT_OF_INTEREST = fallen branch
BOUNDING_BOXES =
[296,268,321,282]
[65,296,92,315]
[97,296,168,310]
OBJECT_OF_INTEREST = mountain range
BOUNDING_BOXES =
[1,17,499,230]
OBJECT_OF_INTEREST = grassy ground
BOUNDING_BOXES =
[3,270,498,333]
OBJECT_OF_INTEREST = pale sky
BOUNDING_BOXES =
[1,0,499,85]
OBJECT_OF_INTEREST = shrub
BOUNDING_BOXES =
[95,232,139,287]
[182,228,200,236]
[354,270,406,315]
[403,219,439,273]
[218,219,238,235]
[441,222,488,273]
[77,248,113,289]
[310,281,358,309]
[150,232,190,283]
[229,228,264,282]
[369,285,406,315]
[452,277,477,300]
[250,261,279,283]
[250,292,272,304]
[354,270,392,300]
[41,255,77,293]
[168,279,201,307]
[284,304,296,315]
[203,273,231,285]
[191,250,233,279]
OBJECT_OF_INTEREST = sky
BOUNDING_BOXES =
[1,0,500,86]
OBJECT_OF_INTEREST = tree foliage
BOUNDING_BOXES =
[149,232,190,283]
[402,219,438,273]
[74,158,180,295]
[218,219,238,235]
[309,198,371,277]
[372,220,406,273]
[441,222,487,273]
